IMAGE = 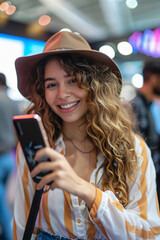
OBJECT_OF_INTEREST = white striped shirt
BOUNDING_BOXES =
[13,135,160,239]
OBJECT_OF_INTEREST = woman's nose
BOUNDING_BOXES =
[57,85,69,99]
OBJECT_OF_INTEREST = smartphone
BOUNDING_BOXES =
[13,114,51,183]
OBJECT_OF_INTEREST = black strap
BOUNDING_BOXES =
[22,188,44,240]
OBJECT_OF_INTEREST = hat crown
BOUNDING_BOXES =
[15,31,122,99]
[43,31,91,53]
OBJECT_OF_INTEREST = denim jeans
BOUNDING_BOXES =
[37,230,85,240]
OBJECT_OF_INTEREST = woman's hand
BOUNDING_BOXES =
[31,147,96,209]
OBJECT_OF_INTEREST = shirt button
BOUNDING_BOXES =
[76,218,81,224]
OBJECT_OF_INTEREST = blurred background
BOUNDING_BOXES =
[0,0,160,238]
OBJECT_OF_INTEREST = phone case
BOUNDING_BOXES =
[13,114,51,183]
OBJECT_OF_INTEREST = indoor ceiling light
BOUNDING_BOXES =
[38,15,51,26]
[99,45,115,59]
[59,28,72,32]
[117,41,133,55]
[120,84,136,101]
[126,0,138,9]
[5,5,16,15]
[131,73,143,88]
[0,2,9,11]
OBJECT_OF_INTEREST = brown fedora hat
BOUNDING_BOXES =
[15,31,122,99]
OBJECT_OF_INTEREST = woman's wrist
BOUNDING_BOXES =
[76,178,96,210]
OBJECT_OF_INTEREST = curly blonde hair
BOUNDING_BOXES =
[26,53,138,206]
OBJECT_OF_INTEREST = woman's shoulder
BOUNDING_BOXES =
[134,133,145,143]
[133,133,148,153]
[133,133,153,168]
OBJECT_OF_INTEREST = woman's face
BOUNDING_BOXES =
[44,58,88,124]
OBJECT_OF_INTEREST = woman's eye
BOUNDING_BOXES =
[45,82,57,88]
[69,78,76,84]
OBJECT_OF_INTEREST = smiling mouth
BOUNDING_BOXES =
[58,101,79,109]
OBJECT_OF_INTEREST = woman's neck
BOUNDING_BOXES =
[62,121,95,155]
[62,120,87,142]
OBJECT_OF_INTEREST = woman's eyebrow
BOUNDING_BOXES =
[64,73,73,78]
[44,77,55,82]
[44,74,73,82]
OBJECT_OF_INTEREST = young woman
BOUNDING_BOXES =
[13,31,160,240]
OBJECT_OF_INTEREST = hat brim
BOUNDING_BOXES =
[15,49,122,99]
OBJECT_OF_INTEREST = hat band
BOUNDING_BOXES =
[54,47,73,50]
[44,47,74,53]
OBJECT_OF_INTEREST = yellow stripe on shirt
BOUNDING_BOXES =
[42,189,55,234]
[22,162,30,225]
[126,220,155,239]
[63,191,76,238]
[137,137,148,220]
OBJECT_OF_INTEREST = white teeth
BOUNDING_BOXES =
[60,102,78,109]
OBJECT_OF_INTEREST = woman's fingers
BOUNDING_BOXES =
[30,147,67,189]
[32,161,69,190]
[34,147,62,162]
[31,147,63,180]
[36,171,56,190]
[31,161,55,178]
[31,147,87,196]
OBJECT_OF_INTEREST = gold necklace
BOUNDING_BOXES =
[63,133,94,154]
